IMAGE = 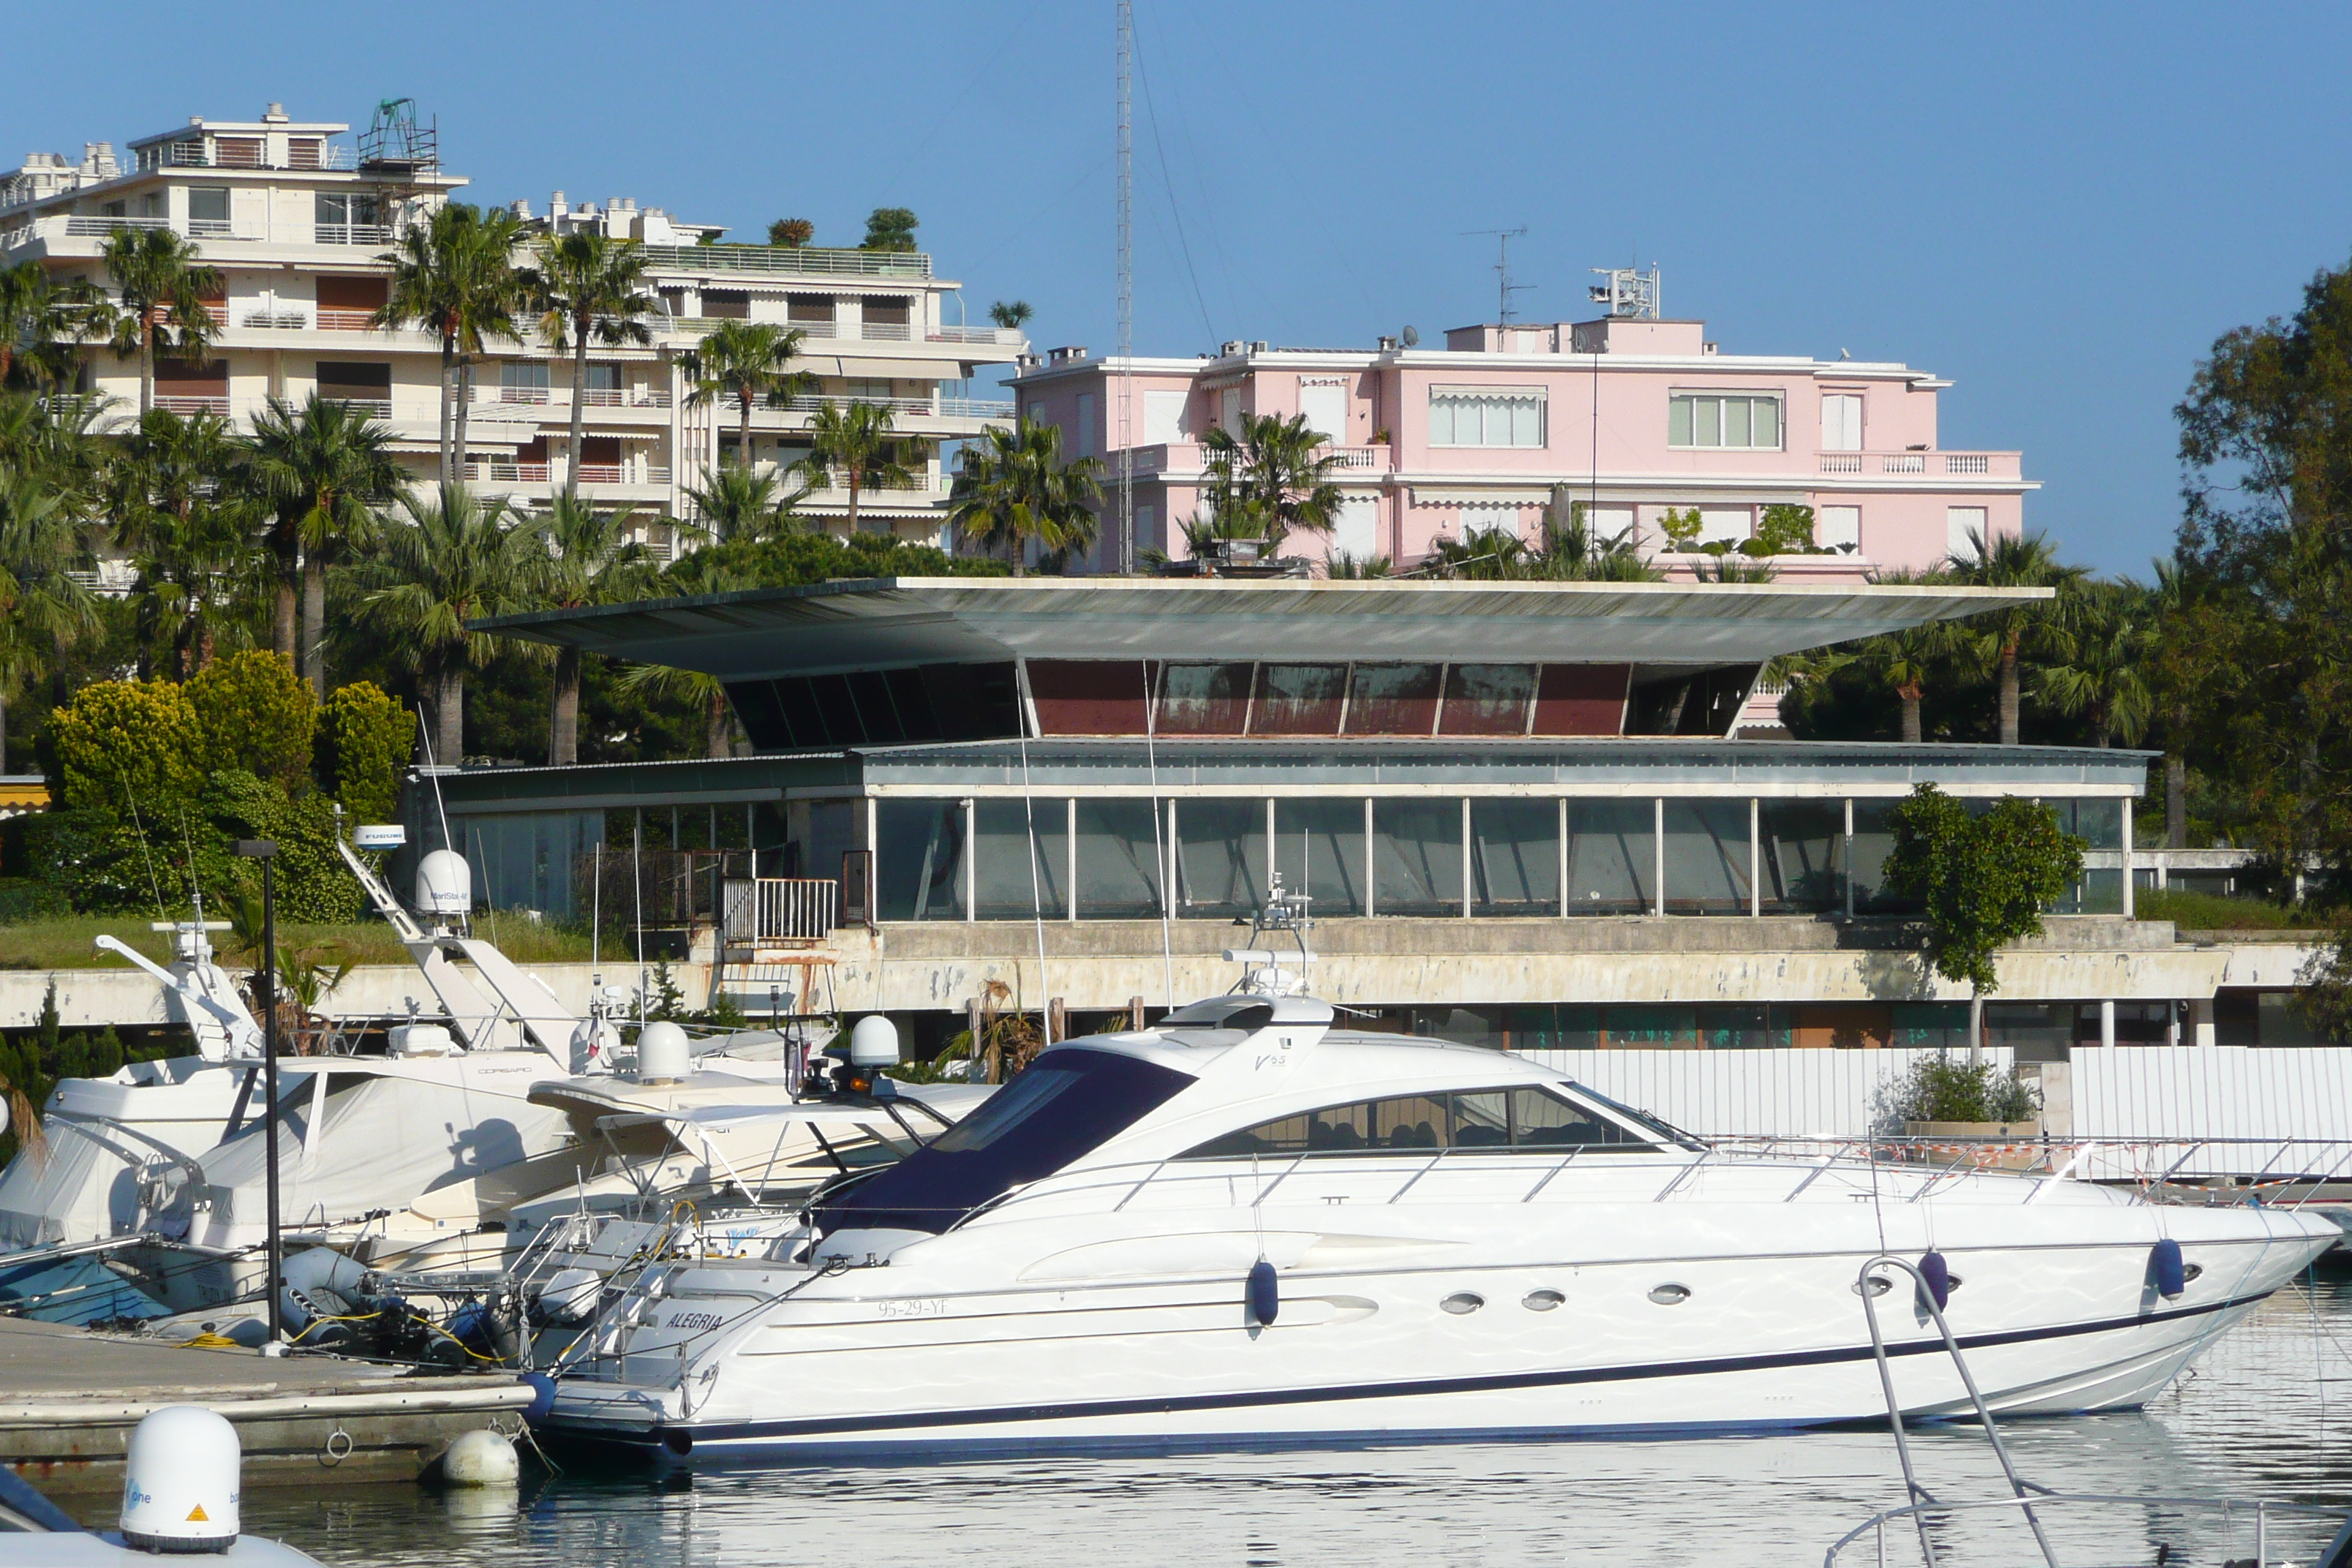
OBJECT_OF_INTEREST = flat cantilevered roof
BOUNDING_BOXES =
[475,576,2046,681]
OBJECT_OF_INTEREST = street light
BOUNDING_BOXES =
[232,839,283,1347]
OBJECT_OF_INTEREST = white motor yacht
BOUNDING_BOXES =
[543,988,2340,1458]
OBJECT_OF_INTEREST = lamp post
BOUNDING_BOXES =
[233,839,282,1346]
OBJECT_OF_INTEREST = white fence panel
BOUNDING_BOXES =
[1519,1047,2013,1141]
[2071,1046,2352,1180]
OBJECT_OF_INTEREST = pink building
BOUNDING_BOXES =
[1006,312,2031,582]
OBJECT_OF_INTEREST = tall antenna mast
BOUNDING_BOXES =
[1462,227,1531,322]
[1115,0,1136,574]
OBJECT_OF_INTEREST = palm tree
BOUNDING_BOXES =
[109,410,260,677]
[0,262,101,389]
[799,399,916,536]
[683,320,809,470]
[352,484,538,764]
[1946,528,2087,745]
[1783,568,1976,743]
[617,551,747,758]
[2035,581,2154,748]
[1199,412,1343,553]
[987,300,1033,332]
[946,418,1102,574]
[536,494,657,765]
[0,461,99,736]
[525,232,654,500]
[97,227,223,416]
[683,464,800,545]
[243,394,402,694]
[375,203,525,483]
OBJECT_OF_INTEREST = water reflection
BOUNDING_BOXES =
[243,1264,2352,1568]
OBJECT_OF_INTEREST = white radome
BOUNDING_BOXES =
[119,1406,239,1551]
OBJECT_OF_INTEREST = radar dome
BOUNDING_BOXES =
[121,1406,241,1552]
[415,850,472,916]
[635,1020,691,1084]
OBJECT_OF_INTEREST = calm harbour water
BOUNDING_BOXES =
[199,1259,2352,1567]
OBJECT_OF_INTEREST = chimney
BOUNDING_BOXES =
[509,198,533,220]
[263,103,288,122]
[549,190,568,220]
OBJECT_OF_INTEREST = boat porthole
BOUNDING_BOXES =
[1851,1276,1893,1297]
[1647,1283,1692,1306]
[2182,1263,2204,1284]
[1440,1292,1485,1315]
[1522,1289,1565,1312]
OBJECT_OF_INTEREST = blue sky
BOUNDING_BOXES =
[9,1,2350,575]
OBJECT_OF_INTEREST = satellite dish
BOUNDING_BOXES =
[1401,325,1420,347]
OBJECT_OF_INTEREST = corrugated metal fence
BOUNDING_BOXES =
[1519,1045,2352,1180]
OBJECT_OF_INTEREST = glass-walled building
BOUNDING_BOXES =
[448,576,2192,1052]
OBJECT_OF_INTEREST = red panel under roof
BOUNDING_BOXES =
[1029,659,1150,734]
[1533,664,1631,736]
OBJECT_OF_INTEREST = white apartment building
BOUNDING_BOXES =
[0,102,1025,546]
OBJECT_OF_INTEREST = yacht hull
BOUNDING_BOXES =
[544,1177,2334,1458]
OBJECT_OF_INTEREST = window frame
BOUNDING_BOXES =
[1428,385,1548,449]
[1667,391,1785,451]
[1175,1082,1662,1160]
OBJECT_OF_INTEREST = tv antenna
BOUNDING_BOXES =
[1463,227,1532,322]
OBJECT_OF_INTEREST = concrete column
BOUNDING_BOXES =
[1844,797,1855,920]
[1653,798,1666,917]
[1364,798,1376,918]
[963,798,976,922]
[1749,798,1761,918]
[2189,996,2216,1049]
[1068,799,1078,923]
[1460,797,1473,919]
[2119,802,2135,919]
[1558,797,1569,919]
[2099,998,2116,1049]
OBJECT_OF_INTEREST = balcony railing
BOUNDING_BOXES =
[496,386,551,404]
[638,244,930,278]
[317,307,377,331]
[155,393,230,416]
[859,320,911,341]
[929,325,1026,345]
[461,459,673,489]
[142,140,356,172]
[462,460,551,483]
[241,309,309,329]
[314,222,389,246]
[1818,451,2016,478]
[938,397,1016,419]
[320,396,392,418]
[777,392,936,416]
[67,215,173,236]
[723,878,840,946]
[666,315,936,344]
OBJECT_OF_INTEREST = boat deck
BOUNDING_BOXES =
[0,1316,535,1493]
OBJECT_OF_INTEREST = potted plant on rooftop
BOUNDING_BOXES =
[1882,1054,2042,1144]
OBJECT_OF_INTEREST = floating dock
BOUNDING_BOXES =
[0,1317,535,1492]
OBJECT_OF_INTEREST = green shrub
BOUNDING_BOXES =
[1883,1055,2041,1124]
[20,772,361,920]
[187,650,315,791]
[48,680,203,815]
[1749,503,1818,557]
[317,682,412,825]
[0,878,69,925]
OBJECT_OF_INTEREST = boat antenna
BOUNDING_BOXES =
[121,786,169,922]
[590,840,602,974]
[413,708,456,860]
[1015,663,1052,1040]
[1144,660,1173,1007]
[631,813,647,1029]
[179,808,208,927]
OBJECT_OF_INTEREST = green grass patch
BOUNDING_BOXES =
[2136,886,2345,932]
[0,915,594,971]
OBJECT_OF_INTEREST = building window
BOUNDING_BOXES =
[1156,663,1252,734]
[186,186,230,235]
[973,799,1068,919]
[1472,799,1559,917]
[1758,800,1844,913]
[1820,394,1863,452]
[1175,798,1267,920]
[1662,800,1753,915]
[1667,393,1782,450]
[1429,388,1545,448]
[1948,506,1988,558]
[1818,505,1861,552]
[313,192,380,241]
[1274,799,1366,917]
[1566,800,1654,915]
[1075,392,1097,457]
[1373,799,1463,918]
[701,290,750,320]
[1074,800,1163,918]
[501,361,551,403]
[875,799,967,921]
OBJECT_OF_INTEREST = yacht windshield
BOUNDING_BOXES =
[1566,1082,1705,1150]
[814,1048,1194,1237]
